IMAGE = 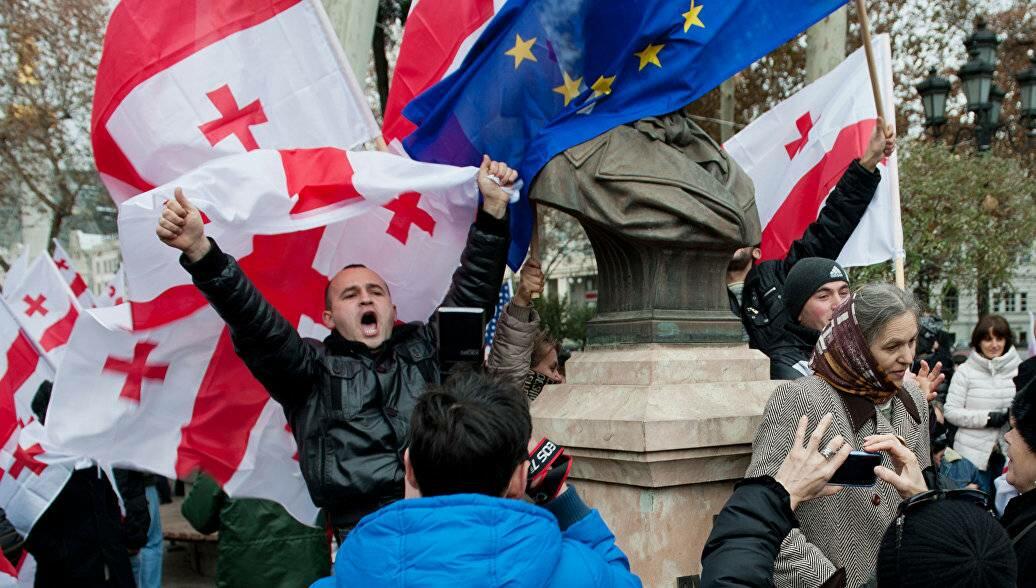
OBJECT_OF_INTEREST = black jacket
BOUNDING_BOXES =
[737,161,881,361]
[1001,488,1036,580]
[24,466,135,587]
[768,322,821,380]
[113,468,151,551]
[701,477,798,588]
[184,210,509,527]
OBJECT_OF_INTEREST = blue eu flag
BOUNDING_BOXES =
[403,0,849,268]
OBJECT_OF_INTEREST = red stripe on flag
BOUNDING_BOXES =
[175,229,327,484]
[70,274,88,297]
[39,305,79,352]
[281,148,363,216]
[91,0,303,201]
[0,332,42,442]
[131,286,209,331]
[382,0,496,142]
[759,118,877,262]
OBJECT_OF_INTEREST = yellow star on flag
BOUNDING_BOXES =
[682,0,705,32]
[553,71,583,106]
[634,43,665,71]
[505,34,538,69]
[591,75,616,97]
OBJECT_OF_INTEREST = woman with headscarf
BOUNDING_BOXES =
[944,314,1022,495]
[746,283,932,588]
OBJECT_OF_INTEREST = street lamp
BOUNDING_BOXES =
[1017,52,1036,139]
[916,17,1033,152]
[916,67,951,135]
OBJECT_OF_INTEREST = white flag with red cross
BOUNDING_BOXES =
[0,297,76,538]
[724,34,902,267]
[43,147,483,524]
[91,0,378,203]
[2,257,81,367]
[1,250,30,296]
[98,267,126,308]
[49,241,96,309]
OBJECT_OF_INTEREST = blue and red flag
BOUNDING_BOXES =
[402,0,850,268]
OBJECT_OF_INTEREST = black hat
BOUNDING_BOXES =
[876,499,1016,588]
[783,258,849,323]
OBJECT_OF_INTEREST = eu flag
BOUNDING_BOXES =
[403,0,850,268]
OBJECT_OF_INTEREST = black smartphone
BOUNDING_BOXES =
[436,307,485,374]
[828,451,881,487]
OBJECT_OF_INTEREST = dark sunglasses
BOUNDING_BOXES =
[892,489,993,580]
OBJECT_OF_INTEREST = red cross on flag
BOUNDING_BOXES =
[2,256,82,366]
[43,147,482,525]
[724,34,902,267]
[97,266,126,308]
[49,241,96,309]
[91,0,378,203]
[0,297,75,538]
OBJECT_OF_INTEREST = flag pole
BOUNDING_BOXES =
[854,0,905,290]
[529,201,541,299]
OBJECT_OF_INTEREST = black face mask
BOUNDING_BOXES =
[522,370,559,402]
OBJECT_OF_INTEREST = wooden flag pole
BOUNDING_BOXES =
[855,0,906,290]
[529,201,542,299]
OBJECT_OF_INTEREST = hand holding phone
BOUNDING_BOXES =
[828,451,882,487]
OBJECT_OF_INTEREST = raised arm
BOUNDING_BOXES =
[487,259,543,390]
[158,189,319,409]
[437,156,514,318]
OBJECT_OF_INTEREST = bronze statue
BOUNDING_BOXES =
[531,109,760,345]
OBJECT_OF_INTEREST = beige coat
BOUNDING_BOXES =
[486,301,539,392]
[746,375,930,588]
[944,348,1021,469]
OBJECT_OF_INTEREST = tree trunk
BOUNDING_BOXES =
[976,275,990,318]
[46,209,67,255]
[372,10,390,115]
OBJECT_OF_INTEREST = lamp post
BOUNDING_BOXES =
[916,17,1036,152]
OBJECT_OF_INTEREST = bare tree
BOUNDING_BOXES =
[0,0,107,260]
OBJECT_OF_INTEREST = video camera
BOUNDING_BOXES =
[917,315,954,356]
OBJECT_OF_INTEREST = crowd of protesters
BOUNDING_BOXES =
[6,131,1035,588]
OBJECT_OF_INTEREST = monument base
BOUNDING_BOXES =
[531,344,775,587]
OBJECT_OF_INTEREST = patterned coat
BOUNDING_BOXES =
[746,375,930,588]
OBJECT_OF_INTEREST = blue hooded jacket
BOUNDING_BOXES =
[312,491,641,587]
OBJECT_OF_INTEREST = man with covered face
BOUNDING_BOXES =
[156,156,515,537]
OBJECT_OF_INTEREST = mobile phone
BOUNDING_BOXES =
[436,307,485,374]
[828,451,881,487]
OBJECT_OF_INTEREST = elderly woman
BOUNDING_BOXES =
[746,283,931,588]
[1003,365,1036,577]
[944,314,1021,494]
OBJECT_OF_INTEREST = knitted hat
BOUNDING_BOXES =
[876,499,1017,588]
[783,257,849,323]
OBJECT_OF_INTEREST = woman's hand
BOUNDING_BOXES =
[774,413,852,510]
[915,360,945,403]
[863,434,927,499]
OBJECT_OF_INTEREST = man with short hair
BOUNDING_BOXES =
[768,257,850,379]
[312,371,641,587]
[157,156,516,535]
[728,121,896,356]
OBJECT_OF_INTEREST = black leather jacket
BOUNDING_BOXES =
[183,210,509,527]
[738,161,881,358]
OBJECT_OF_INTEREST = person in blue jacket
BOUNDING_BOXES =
[311,370,641,588]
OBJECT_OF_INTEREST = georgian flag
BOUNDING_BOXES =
[48,241,96,309]
[725,34,902,267]
[43,148,484,524]
[382,0,506,145]
[2,256,81,366]
[98,267,126,308]
[1,250,30,296]
[91,0,379,203]
[0,550,35,587]
[0,297,75,538]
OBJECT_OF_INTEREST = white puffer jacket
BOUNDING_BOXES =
[945,347,1021,469]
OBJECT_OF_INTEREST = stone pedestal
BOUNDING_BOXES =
[531,344,775,587]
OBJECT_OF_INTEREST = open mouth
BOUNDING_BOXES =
[360,311,379,338]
